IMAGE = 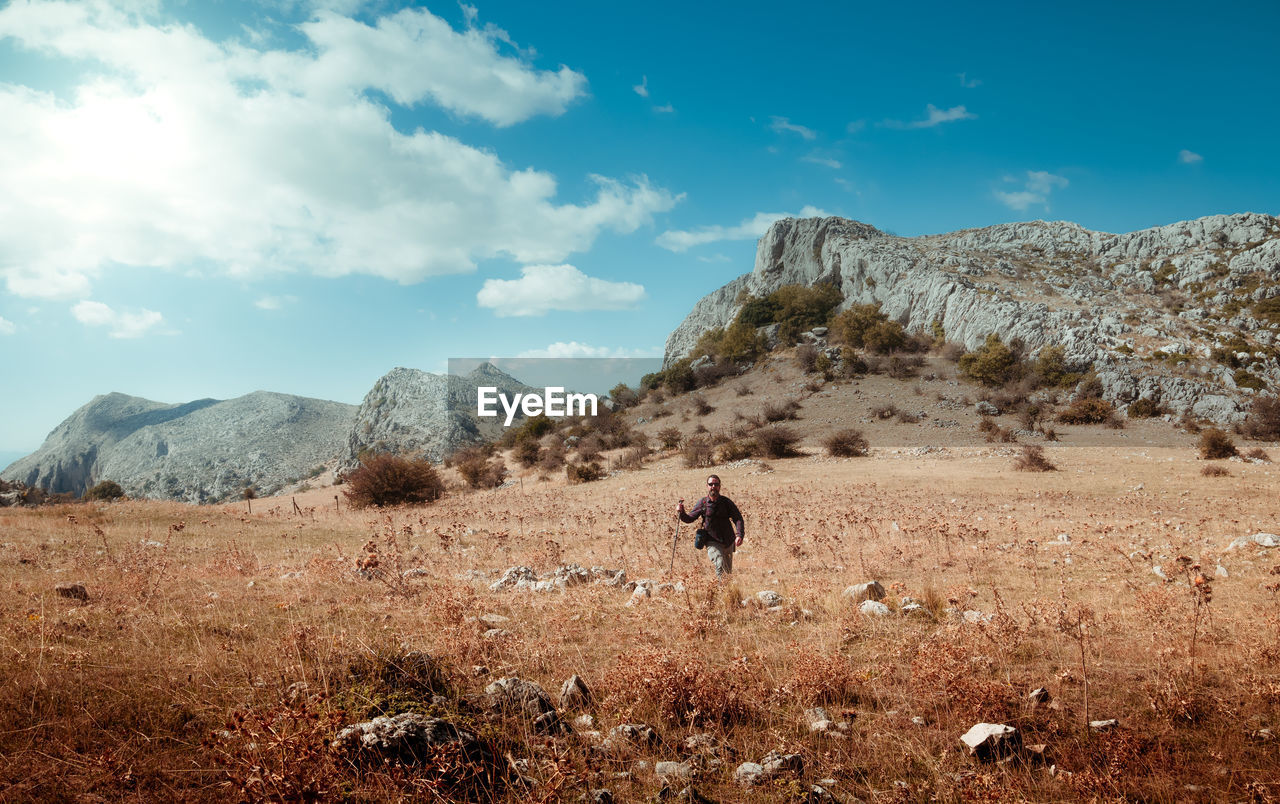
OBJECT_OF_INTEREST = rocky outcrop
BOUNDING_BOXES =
[341,362,534,470]
[664,213,1280,422]
[0,391,355,502]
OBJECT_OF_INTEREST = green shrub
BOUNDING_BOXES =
[1234,369,1267,391]
[343,454,444,508]
[824,429,868,457]
[1033,345,1081,387]
[958,334,1023,387]
[84,480,125,502]
[831,303,905,354]
[1058,398,1116,425]
[1199,428,1238,459]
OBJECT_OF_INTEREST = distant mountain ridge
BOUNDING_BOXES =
[2,391,356,503]
[2,362,535,502]
[665,212,1280,421]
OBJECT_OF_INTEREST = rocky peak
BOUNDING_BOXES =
[664,212,1280,423]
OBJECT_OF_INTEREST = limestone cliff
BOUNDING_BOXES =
[664,213,1280,421]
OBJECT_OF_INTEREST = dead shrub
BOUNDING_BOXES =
[575,433,605,461]
[566,461,604,484]
[343,454,444,508]
[755,425,801,458]
[212,701,347,803]
[657,426,683,450]
[682,436,715,468]
[895,409,921,424]
[1058,397,1117,425]
[978,417,1016,443]
[1246,447,1271,462]
[689,394,714,416]
[456,454,508,489]
[824,429,868,457]
[872,403,898,420]
[1201,464,1231,477]
[512,439,541,468]
[886,354,925,379]
[794,343,820,373]
[612,444,650,471]
[602,648,762,727]
[1242,395,1280,440]
[537,440,566,471]
[777,650,866,705]
[1013,445,1056,471]
[1127,398,1167,419]
[762,399,802,422]
[717,439,755,462]
[1199,428,1238,459]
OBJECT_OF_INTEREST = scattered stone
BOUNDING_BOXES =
[760,751,803,777]
[401,568,431,580]
[797,785,841,803]
[485,676,554,717]
[482,628,512,640]
[975,400,1000,416]
[911,716,927,726]
[533,709,571,735]
[490,566,537,591]
[962,610,990,624]
[1251,728,1275,743]
[578,790,613,804]
[1228,533,1280,550]
[54,582,89,602]
[959,723,1020,760]
[757,590,783,607]
[1216,565,1229,578]
[859,600,890,617]
[478,613,510,627]
[471,665,489,677]
[655,785,716,803]
[682,732,734,758]
[1027,687,1052,705]
[1152,565,1168,580]
[1089,719,1119,732]
[734,763,765,786]
[627,585,650,606]
[900,602,926,616]
[842,580,885,603]
[655,761,695,781]
[332,713,489,767]
[608,722,662,750]
[559,674,592,709]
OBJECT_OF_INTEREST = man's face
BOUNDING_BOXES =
[706,477,720,498]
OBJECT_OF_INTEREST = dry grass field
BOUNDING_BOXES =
[4,359,1280,802]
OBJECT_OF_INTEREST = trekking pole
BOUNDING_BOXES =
[669,503,682,573]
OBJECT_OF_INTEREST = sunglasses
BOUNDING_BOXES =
[707,482,720,487]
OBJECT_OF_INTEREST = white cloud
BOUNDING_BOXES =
[656,206,831,252]
[802,153,842,169]
[0,2,678,299]
[516,341,660,358]
[884,104,976,129]
[254,295,296,310]
[845,119,866,134]
[476,264,646,316]
[0,316,15,335]
[71,300,164,338]
[696,254,732,263]
[769,116,817,140]
[633,75,649,97]
[995,171,1069,212]
[958,72,981,88]
[1179,149,1203,164]
[653,103,675,114]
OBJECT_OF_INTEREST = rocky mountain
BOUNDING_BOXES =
[665,213,1280,422]
[341,363,535,470]
[1,391,356,503]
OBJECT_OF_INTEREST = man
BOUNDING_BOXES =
[677,474,745,577]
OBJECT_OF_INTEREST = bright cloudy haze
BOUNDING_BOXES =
[0,0,1276,457]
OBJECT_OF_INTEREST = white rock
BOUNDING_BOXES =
[859,600,891,617]
[959,723,1019,758]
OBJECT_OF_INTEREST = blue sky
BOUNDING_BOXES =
[0,0,1277,457]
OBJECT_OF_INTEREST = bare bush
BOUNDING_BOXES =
[566,461,604,484]
[1201,464,1231,477]
[1242,395,1280,441]
[824,429,868,457]
[762,400,802,422]
[1013,445,1056,472]
[1058,397,1117,425]
[343,454,444,508]
[682,436,715,468]
[755,425,801,458]
[1199,428,1238,459]
[657,426,683,450]
[690,395,714,416]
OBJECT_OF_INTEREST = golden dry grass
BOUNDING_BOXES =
[4,440,1280,802]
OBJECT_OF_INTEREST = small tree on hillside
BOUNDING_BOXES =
[959,334,1022,387]
[343,454,444,508]
[84,480,126,502]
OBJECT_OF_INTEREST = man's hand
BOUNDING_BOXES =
[735,534,744,547]
[676,499,685,516]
